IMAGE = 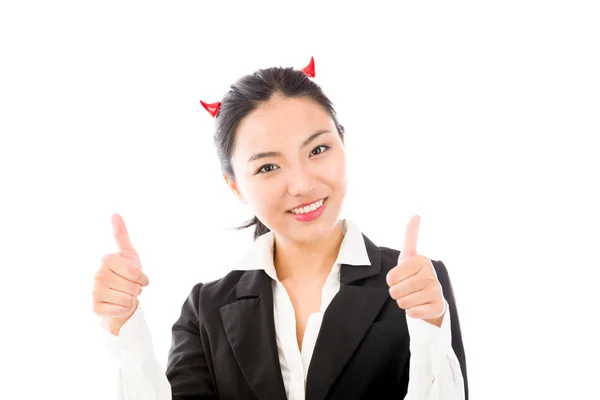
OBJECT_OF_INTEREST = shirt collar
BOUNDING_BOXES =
[235,219,372,282]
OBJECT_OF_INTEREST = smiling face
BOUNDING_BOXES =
[228,94,347,244]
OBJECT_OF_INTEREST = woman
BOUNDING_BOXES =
[93,58,469,399]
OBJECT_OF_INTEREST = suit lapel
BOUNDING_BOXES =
[305,235,390,400]
[219,270,287,400]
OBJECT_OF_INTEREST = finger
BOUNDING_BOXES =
[398,214,421,263]
[104,254,149,286]
[388,272,428,300]
[406,303,435,319]
[112,213,137,257]
[94,302,131,318]
[98,288,136,308]
[394,288,432,310]
[107,273,143,297]
[386,256,426,287]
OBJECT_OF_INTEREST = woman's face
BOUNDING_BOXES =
[229,95,347,244]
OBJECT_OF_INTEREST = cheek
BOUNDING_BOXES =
[243,177,282,212]
[321,153,347,188]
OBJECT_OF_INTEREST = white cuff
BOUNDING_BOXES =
[406,300,452,375]
[99,301,154,371]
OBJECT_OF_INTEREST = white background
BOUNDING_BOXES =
[1,1,599,399]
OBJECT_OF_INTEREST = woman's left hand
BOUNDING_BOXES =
[385,215,446,327]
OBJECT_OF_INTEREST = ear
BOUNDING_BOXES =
[223,173,247,204]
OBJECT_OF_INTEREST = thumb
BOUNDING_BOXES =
[398,214,420,263]
[112,213,138,259]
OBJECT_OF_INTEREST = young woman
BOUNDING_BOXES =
[93,58,469,400]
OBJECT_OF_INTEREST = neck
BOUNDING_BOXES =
[274,221,345,283]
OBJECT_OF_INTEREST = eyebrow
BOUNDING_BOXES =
[247,130,330,163]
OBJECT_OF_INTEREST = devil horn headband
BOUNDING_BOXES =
[199,56,316,118]
[301,56,315,78]
[199,100,221,118]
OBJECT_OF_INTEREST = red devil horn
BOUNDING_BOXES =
[302,56,315,78]
[200,100,221,118]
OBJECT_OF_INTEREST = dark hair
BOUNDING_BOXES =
[213,65,345,240]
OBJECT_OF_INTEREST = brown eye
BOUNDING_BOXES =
[310,145,329,156]
[257,164,278,174]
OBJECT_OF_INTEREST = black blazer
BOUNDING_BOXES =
[165,233,468,400]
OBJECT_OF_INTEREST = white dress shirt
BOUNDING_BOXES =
[100,219,465,400]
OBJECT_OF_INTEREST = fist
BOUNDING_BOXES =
[92,213,149,322]
[386,215,445,325]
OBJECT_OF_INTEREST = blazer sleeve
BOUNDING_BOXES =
[165,282,219,400]
[433,260,469,399]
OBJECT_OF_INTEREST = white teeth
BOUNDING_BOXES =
[291,199,324,214]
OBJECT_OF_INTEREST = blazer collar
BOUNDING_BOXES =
[305,233,387,400]
[222,220,387,400]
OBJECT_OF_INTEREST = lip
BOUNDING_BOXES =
[288,197,327,212]
[288,197,328,222]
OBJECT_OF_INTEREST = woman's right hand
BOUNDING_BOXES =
[92,213,149,335]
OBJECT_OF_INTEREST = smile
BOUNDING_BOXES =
[289,198,326,215]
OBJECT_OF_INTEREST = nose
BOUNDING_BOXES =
[286,165,317,197]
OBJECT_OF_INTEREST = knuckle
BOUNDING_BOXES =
[423,276,436,286]
[429,294,442,306]
[419,268,436,281]
[96,272,111,287]
[416,255,429,264]
[426,278,441,292]
[396,298,407,309]
[101,254,120,274]
[129,266,142,282]
[408,280,420,294]
[100,253,115,266]
[95,267,110,282]
[386,269,396,286]
[411,280,420,291]
[131,283,142,296]
[396,260,409,273]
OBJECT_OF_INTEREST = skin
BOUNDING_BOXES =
[387,215,446,327]
[93,214,148,336]
[224,95,445,349]
[225,95,348,348]
[92,95,445,343]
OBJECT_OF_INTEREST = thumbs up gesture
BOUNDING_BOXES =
[386,215,446,327]
[92,214,149,333]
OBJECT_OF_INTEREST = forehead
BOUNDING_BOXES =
[234,95,334,151]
